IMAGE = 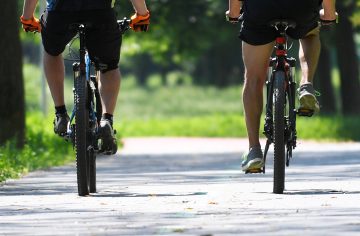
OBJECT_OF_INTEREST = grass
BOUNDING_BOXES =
[118,74,243,119]
[117,114,247,137]
[0,113,73,182]
[296,115,360,141]
[116,114,360,141]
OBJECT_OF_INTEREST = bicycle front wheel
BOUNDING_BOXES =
[75,72,90,196]
[273,71,286,194]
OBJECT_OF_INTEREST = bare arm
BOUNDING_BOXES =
[321,0,337,20]
[130,0,149,16]
[227,0,242,18]
[22,0,38,19]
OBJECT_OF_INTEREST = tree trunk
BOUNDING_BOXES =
[133,55,150,87]
[160,66,168,86]
[314,30,336,113]
[0,1,25,147]
[193,36,243,87]
[335,1,360,114]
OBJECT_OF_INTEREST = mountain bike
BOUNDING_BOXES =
[251,19,337,194]
[262,20,298,194]
[242,18,339,195]
[65,19,130,196]
[245,20,302,194]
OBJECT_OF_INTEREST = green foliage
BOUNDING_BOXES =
[24,63,42,111]
[116,0,232,64]
[0,113,73,182]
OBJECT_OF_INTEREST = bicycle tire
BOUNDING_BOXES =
[273,71,286,194]
[88,148,96,193]
[75,72,90,196]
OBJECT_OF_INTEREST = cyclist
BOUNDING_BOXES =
[226,0,337,171]
[20,0,150,154]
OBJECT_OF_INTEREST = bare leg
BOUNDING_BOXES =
[299,27,321,85]
[43,51,65,107]
[99,68,121,115]
[242,41,274,149]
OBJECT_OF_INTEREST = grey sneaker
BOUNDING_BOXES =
[241,146,264,171]
[53,113,70,136]
[298,83,320,113]
[98,119,117,155]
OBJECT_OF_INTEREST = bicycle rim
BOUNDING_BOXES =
[75,73,89,196]
[273,71,286,194]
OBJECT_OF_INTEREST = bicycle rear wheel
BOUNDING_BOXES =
[75,72,90,196]
[88,75,101,193]
[273,71,286,194]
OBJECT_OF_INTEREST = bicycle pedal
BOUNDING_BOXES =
[296,108,314,117]
[245,168,264,174]
[99,141,117,155]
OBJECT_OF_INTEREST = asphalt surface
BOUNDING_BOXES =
[1,138,360,235]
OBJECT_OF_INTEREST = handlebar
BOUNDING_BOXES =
[228,14,338,28]
[118,18,131,34]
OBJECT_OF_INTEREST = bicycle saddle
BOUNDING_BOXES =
[268,19,296,30]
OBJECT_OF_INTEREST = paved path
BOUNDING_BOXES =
[1,138,360,235]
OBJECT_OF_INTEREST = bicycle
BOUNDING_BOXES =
[262,20,298,194]
[245,19,336,194]
[65,18,131,196]
[245,20,303,194]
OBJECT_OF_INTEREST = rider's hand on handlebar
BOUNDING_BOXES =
[20,15,41,33]
[225,10,240,24]
[130,11,150,32]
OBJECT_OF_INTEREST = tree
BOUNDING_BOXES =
[335,0,360,114]
[117,0,242,87]
[0,1,25,147]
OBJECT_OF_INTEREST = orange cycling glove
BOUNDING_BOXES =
[130,11,150,32]
[20,15,41,33]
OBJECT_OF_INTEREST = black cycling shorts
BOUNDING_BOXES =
[239,0,322,45]
[40,9,122,72]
